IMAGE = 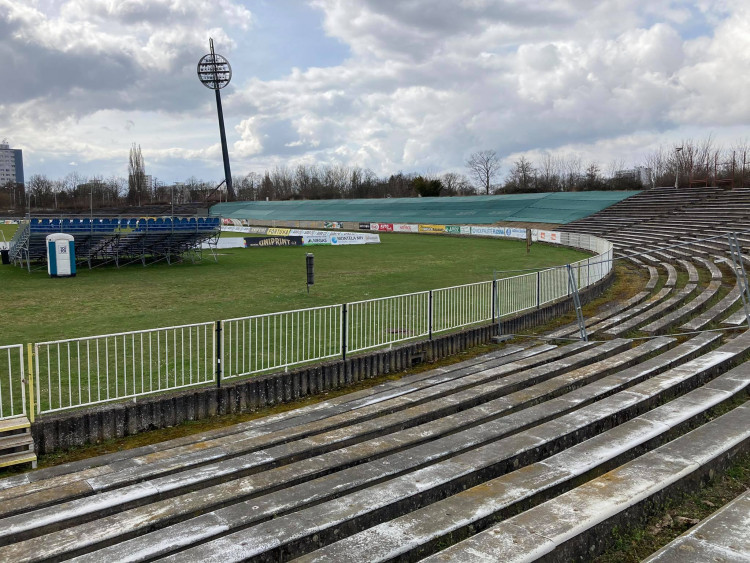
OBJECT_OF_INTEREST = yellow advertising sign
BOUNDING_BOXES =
[418,224,446,233]
[267,227,291,236]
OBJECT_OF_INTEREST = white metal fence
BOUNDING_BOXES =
[433,281,493,333]
[2,232,613,416]
[34,322,215,415]
[0,344,26,420]
[347,291,429,354]
[222,304,342,379]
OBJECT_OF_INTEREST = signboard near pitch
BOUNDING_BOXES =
[245,236,303,247]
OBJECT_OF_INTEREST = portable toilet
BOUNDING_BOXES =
[46,233,76,277]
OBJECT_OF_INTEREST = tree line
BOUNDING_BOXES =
[2,136,749,212]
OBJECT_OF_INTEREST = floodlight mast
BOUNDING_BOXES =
[197,38,236,201]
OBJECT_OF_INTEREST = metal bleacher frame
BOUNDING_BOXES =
[9,216,221,271]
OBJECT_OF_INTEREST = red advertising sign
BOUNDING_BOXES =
[370,223,393,232]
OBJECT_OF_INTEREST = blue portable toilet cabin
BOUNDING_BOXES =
[46,233,76,277]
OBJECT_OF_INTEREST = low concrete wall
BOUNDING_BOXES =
[31,271,614,455]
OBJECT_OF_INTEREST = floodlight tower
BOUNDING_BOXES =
[197,38,236,201]
[674,146,683,189]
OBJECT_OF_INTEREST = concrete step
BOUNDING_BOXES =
[603,283,698,336]
[133,334,750,563]
[643,488,750,562]
[421,402,750,563]
[298,360,750,563]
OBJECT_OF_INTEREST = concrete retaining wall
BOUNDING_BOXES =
[31,272,614,455]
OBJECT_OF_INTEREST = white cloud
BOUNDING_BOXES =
[2,0,749,182]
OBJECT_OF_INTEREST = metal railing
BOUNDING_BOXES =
[433,281,493,334]
[222,304,342,379]
[34,322,215,415]
[1,232,614,416]
[0,344,26,420]
[347,291,429,354]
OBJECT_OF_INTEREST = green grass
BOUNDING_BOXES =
[0,232,588,346]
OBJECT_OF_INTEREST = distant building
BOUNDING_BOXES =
[615,166,652,187]
[0,140,24,186]
[145,175,154,193]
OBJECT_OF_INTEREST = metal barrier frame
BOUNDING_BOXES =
[221,304,343,379]
[0,344,26,420]
[34,321,216,415]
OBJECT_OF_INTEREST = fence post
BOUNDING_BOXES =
[342,303,348,361]
[215,320,222,388]
[26,343,34,422]
[34,343,40,418]
[536,271,541,309]
[428,290,433,340]
[491,278,497,325]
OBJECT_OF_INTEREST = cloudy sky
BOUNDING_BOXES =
[1,0,749,184]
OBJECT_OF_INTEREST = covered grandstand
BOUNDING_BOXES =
[210,191,640,225]
[8,216,221,270]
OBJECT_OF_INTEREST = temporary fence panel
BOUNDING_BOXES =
[222,304,342,378]
[347,291,429,353]
[0,344,26,420]
[34,322,216,414]
[432,281,493,333]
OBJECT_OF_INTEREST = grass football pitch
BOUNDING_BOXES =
[0,225,587,346]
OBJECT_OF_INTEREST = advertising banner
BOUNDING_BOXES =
[418,224,446,233]
[245,236,303,247]
[222,225,268,234]
[358,222,371,230]
[393,223,419,233]
[444,225,461,234]
[330,233,380,245]
[302,235,331,245]
[536,230,560,244]
[499,227,527,239]
[470,226,503,237]
[370,223,394,232]
[324,221,343,229]
[267,227,291,236]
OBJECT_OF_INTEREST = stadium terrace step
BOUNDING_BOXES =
[681,281,741,332]
[0,345,535,490]
[4,340,704,560]
[693,256,723,280]
[602,283,698,337]
[676,259,699,283]
[547,262,660,340]
[114,333,747,563]
[722,308,749,327]
[642,489,750,562]
[587,286,674,335]
[419,402,750,563]
[663,262,678,287]
[296,353,750,563]
[641,280,722,334]
[0,342,624,529]
[0,345,557,505]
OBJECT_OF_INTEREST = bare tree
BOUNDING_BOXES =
[441,172,474,195]
[504,156,535,192]
[127,143,146,206]
[466,150,501,194]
